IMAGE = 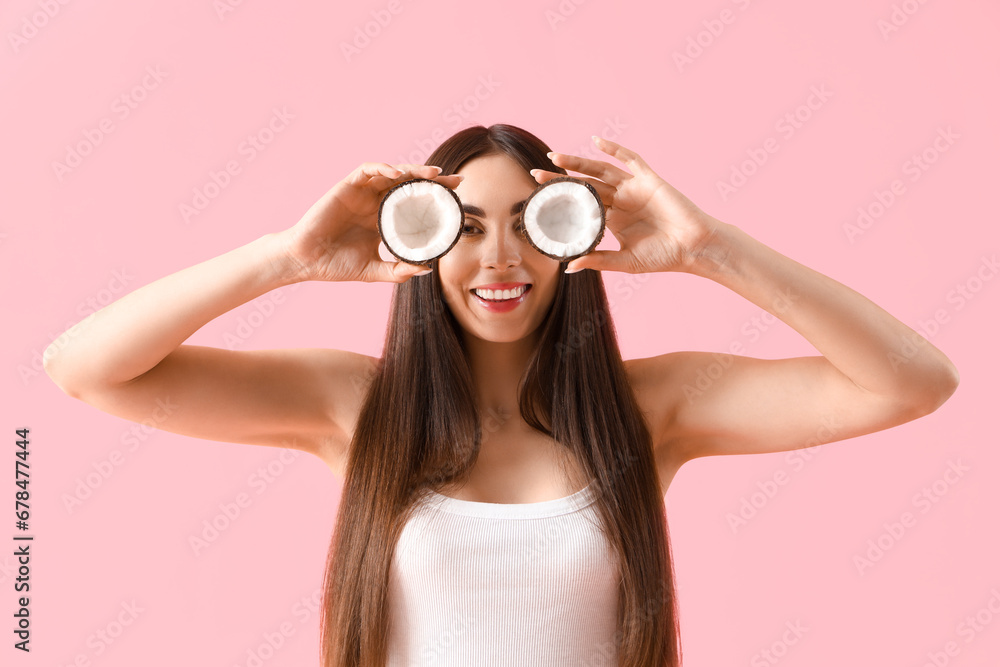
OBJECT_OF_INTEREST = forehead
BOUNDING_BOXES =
[454,153,536,199]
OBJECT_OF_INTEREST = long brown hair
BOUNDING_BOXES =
[320,124,682,666]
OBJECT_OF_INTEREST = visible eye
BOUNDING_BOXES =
[460,223,527,237]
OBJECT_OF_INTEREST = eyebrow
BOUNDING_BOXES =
[462,199,526,218]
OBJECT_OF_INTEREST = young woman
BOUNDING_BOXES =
[44,124,959,667]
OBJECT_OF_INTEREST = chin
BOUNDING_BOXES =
[464,320,541,344]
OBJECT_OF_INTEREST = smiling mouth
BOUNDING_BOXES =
[470,284,532,302]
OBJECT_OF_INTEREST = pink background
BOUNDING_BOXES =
[3,0,998,665]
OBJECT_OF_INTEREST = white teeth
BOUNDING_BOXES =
[474,285,528,301]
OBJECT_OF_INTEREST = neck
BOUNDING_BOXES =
[462,331,539,419]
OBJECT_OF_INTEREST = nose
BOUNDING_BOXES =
[480,228,523,269]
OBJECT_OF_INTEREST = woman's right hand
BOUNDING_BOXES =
[278,163,463,283]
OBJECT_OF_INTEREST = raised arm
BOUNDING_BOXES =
[532,136,959,466]
[44,233,298,393]
[41,231,360,462]
[630,220,960,464]
[43,162,460,468]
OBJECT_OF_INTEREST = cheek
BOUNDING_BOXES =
[435,270,464,306]
[540,275,562,307]
[437,256,472,292]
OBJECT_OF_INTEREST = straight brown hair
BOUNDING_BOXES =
[320,124,682,666]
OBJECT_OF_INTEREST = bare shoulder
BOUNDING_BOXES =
[624,354,688,493]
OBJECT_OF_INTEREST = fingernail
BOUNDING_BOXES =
[592,136,600,143]
[565,266,582,274]
[415,268,432,275]
[430,165,442,172]
[546,152,556,159]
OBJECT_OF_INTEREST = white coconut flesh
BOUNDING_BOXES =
[524,181,603,258]
[380,181,462,262]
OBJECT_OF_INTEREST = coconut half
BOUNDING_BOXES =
[520,176,605,261]
[377,178,464,265]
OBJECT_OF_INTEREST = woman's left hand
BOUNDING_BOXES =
[531,136,720,274]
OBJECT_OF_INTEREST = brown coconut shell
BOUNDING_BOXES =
[377,177,465,267]
[519,176,606,262]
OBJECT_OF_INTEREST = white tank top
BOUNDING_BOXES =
[386,481,621,666]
